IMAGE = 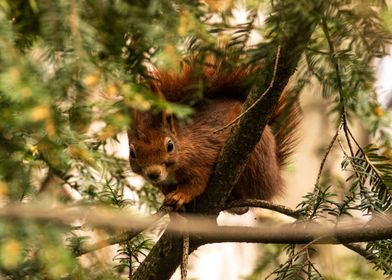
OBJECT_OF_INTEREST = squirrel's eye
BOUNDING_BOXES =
[166,139,174,153]
[129,145,136,159]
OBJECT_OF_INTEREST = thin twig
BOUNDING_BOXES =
[308,256,323,278]
[214,45,281,133]
[181,234,189,280]
[285,236,326,265]
[303,126,340,218]
[344,243,377,261]
[344,123,363,151]
[342,110,355,157]
[223,199,301,219]
[321,17,343,104]
[315,128,340,187]
[321,17,354,158]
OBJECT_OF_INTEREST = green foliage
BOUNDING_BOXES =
[0,0,392,279]
[303,0,391,118]
[342,144,392,213]
[269,245,324,280]
[272,128,392,278]
[113,235,154,276]
[0,0,188,278]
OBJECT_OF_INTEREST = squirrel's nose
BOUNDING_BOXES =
[147,170,161,181]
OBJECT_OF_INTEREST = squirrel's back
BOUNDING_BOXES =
[179,97,284,202]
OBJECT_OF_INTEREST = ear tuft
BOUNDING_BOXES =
[161,111,176,135]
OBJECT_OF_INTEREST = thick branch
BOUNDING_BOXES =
[133,2,327,279]
[0,203,391,252]
[80,199,299,255]
[194,221,392,245]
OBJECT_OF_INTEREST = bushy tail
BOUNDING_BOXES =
[269,86,301,167]
[148,58,301,167]
[148,56,256,104]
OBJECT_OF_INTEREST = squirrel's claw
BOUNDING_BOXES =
[164,190,192,210]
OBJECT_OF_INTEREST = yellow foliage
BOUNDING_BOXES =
[178,10,191,36]
[97,125,116,141]
[68,145,95,166]
[113,113,126,124]
[1,239,21,269]
[204,0,233,11]
[37,142,61,168]
[19,87,32,98]
[30,106,56,138]
[373,106,385,117]
[27,144,40,157]
[83,72,101,88]
[132,94,151,111]
[0,181,8,199]
[30,105,51,121]
[45,120,56,139]
[105,84,119,99]
[40,246,69,278]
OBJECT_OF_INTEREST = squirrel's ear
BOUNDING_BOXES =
[168,114,176,135]
[161,111,176,135]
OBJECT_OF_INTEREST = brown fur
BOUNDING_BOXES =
[128,59,299,210]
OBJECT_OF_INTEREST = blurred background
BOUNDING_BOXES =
[0,0,392,279]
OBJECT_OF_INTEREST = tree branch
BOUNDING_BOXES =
[343,243,377,261]
[223,199,301,219]
[77,199,299,256]
[0,203,390,256]
[1,204,392,243]
[193,220,392,245]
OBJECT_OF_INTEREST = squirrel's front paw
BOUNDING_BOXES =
[164,190,192,210]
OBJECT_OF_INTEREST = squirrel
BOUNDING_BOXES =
[127,57,300,211]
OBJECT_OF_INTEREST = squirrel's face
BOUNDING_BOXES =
[128,131,179,184]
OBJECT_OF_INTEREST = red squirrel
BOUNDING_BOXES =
[127,58,300,210]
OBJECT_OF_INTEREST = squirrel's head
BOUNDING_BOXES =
[128,111,179,184]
